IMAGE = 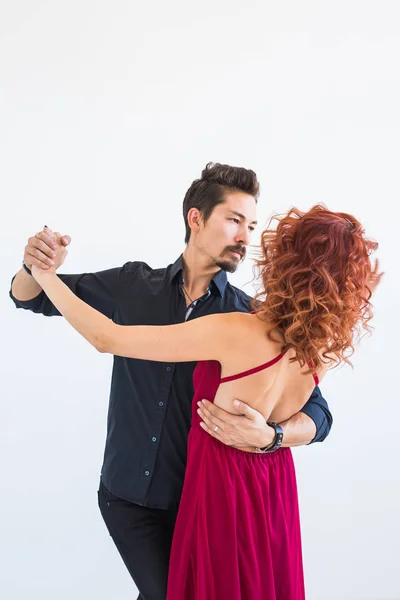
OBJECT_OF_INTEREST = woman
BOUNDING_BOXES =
[31,205,380,600]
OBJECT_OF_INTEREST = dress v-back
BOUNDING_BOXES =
[166,354,307,600]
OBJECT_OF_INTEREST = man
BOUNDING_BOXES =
[10,163,332,600]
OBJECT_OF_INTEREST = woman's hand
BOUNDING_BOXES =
[31,227,69,280]
[23,225,71,272]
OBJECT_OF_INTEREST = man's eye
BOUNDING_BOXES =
[249,227,255,232]
[230,218,240,224]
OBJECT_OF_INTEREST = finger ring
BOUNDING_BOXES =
[214,425,219,433]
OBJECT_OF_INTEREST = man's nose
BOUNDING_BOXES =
[235,226,251,246]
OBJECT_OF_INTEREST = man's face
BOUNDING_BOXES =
[195,191,258,273]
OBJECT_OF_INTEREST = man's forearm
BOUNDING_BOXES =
[11,269,43,301]
[279,412,316,447]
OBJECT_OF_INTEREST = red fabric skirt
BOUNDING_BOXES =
[166,360,305,600]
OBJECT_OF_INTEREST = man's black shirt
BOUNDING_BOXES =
[10,256,333,509]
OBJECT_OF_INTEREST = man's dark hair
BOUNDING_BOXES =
[182,162,260,244]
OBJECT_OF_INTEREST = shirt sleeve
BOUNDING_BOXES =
[300,386,333,443]
[9,262,138,319]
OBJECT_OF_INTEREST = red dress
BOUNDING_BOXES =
[166,355,308,600]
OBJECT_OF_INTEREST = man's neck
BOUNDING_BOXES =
[181,246,220,299]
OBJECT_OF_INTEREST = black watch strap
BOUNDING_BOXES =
[257,422,284,453]
[22,261,32,276]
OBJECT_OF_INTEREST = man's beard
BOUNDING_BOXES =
[214,246,246,273]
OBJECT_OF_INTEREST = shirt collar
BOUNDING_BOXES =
[169,255,228,298]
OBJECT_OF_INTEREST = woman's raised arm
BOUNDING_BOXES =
[32,269,235,363]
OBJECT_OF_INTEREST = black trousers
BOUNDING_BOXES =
[98,480,178,600]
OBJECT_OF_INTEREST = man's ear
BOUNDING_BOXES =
[187,207,202,235]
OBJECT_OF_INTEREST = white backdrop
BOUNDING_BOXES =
[1,2,399,599]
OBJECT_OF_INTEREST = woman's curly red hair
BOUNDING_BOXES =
[252,205,379,372]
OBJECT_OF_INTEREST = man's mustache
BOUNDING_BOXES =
[225,246,246,259]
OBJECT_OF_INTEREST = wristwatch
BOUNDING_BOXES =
[256,422,284,453]
[22,261,32,276]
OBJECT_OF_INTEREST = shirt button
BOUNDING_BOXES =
[166,366,171,372]
[152,437,157,443]
[144,470,150,477]
[159,401,164,407]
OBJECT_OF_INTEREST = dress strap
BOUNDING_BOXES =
[307,361,319,386]
[220,352,286,383]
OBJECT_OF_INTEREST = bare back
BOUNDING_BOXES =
[213,313,320,445]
